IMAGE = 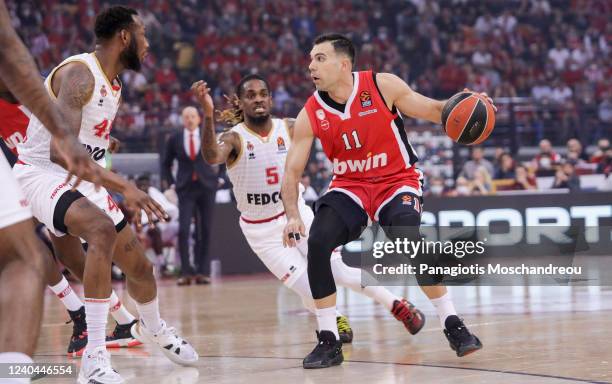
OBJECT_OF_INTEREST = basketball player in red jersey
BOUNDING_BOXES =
[0,0,103,375]
[0,91,29,159]
[282,34,491,368]
[195,74,425,343]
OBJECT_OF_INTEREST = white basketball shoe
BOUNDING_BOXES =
[131,319,199,366]
[78,346,124,384]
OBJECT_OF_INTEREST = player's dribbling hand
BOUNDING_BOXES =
[56,134,102,191]
[191,80,214,117]
[283,217,306,248]
[463,88,497,112]
[123,184,169,229]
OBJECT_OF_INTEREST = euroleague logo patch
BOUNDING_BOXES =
[277,136,287,152]
[360,91,372,108]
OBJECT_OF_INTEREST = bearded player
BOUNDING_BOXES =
[0,89,141,357]
[13,6,198,383]
[0,93,139,356]
[0,0,104,377]
[282,34,487,368]
[193,74,425,343]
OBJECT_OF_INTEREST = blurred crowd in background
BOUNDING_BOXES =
[7,0,612,199]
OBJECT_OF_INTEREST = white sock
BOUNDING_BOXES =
[335,310,343,318]
[135,297,162,333]
[429,292,457,328]
[49,277,83,312]
[0,352,32,383]
[363,286,400,311]
[315,306,339,340]
[84,298,110,352]
[109,290,136,325]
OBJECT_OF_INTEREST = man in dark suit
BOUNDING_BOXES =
[162,106,218,285]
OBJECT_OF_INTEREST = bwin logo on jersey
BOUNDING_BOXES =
[332,152,388,174]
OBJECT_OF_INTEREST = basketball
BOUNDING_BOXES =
[441,92,496,145]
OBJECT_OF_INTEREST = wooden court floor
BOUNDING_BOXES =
[34,276,612,383]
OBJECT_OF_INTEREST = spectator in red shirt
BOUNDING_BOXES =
[510,166,538,191]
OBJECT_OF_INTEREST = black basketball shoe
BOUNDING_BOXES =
[336,315,353,343]
[106,319,143,348]
[67,306,87,357]
[303,330,344,369]
[443,315,482,357]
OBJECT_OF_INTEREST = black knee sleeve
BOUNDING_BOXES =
[307,205,350,299]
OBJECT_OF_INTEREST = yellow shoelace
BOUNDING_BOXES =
[336,316,352,333]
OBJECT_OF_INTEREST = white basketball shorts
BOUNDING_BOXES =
[239,201,341,288]
[13,162,125,237]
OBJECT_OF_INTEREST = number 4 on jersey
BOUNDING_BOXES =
[107,195,119,213]
[94,119,111,140]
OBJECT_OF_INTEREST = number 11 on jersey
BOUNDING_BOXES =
[341,130,363,150]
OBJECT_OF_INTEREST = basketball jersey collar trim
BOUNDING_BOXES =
[91,52,121,97]
[241,119,276,143]
[313,72,359,121]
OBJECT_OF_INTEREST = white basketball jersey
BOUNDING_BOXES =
[227,118,300,220]
[18,52,121,174]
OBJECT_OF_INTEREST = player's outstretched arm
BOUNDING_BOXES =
[0,0,100,188]
[281,108,313,247]
[376,73,446,124]
[376,73,496,125]
[191,80,239,165]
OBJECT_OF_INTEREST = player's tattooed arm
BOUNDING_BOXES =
[49,62,94,164]
[376,73,445,124]
[204,130,240,166]
[191,80,239,164]
[200,113,239,165]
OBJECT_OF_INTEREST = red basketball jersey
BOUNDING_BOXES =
[305,70,420,185]
[0,98,30,156]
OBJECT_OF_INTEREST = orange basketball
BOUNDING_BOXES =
[441,92,495,145]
